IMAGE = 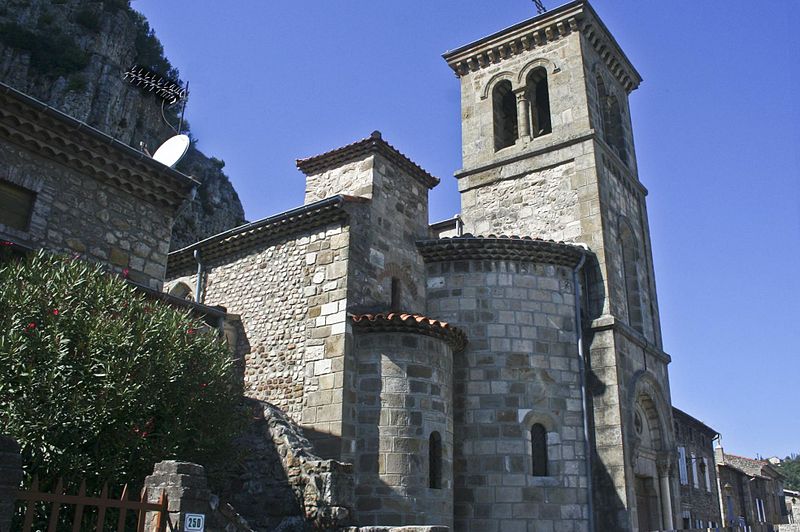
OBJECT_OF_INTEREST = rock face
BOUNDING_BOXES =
[0,0,245,249]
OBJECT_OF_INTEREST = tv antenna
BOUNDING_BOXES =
[123,65,191,167]
[533,0,547,14]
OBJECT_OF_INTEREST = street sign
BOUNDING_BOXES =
[184,513,205,532]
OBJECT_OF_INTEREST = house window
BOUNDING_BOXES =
[698,459,707,490]
[524,67,551,137]
[726,495,734,522]
[691,452,699,488]
[678,446,688,485]
[703,457,712,492]
[531,423,548,476]
[429,431,442,489]
[492,80,518,151]
[756,498,766,522]
[0,180,36,231]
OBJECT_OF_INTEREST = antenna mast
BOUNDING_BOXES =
[123,65,189,134]
[533,0,547,15]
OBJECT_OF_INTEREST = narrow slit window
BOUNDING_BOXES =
[531,423,548,476]
[429,431,442,489]
[390,277,400,310]
[0,180,36,231]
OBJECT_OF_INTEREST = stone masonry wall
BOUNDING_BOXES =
[302,149,432,464]
[460,160,579,242]
[353,331,454,529]
[597,160,657,343]
[0,140,174,289]
[166,221,352,459]
[675,413,721,527]
[340,153,430,315]
[304,157,374,205]
[456,31,590,172]
[426,258,589,532]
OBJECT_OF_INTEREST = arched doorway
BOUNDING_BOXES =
[630,375,675,532]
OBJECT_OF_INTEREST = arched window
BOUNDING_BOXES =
[492,80,518,151]
[619,220,643,334]
[429,431,442,489]
[525,68,551,137]
[531,423,548,476]
[169,282,194,301]
[596,74,628,164]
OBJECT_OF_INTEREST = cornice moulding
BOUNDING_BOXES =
[0,83,197,210]
[442,0,641,93]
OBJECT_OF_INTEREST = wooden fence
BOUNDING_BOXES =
[13,476,170,532]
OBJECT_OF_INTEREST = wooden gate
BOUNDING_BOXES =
[14,475,170,532]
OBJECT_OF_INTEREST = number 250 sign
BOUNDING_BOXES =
[184,513,205,532]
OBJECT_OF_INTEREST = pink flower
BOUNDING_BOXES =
[200,383,207,389]
[121,268,130,278]
[187,328,196,335]
[0,241,13,246]
[52,309,59,316]
[25,322,36,331]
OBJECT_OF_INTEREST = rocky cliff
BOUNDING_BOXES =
[0,0,245,249]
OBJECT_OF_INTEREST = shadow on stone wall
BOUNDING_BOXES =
[208,399,353,531]
[581,253,628,530]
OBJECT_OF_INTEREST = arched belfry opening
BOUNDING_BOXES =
[525,68,551,137]
[619,219,644,334]
[492,80,518,151]
[596,74,628,164]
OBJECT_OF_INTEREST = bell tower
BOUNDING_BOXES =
[444,1,678,530]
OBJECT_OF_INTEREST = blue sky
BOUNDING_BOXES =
[133,0,800,458]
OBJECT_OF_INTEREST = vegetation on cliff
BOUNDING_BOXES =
[0,0,246,248]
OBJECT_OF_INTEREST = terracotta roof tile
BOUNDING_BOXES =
[417,234,587,267]
[351,312,467,352]
[296,131,439,189]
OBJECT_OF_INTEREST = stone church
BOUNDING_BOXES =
[162,1,678,530]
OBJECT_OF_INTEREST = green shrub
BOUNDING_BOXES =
[131,12,179,81]
[0,252,242,490]
[66,74,87,92]
[0,23,89,77]
[74,7,101,32]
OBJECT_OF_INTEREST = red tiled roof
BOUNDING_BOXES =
[296,131,439,189]
[351,312,467,352]
[722,453,780,480]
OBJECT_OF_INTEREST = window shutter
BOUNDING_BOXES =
[678,447,688,485]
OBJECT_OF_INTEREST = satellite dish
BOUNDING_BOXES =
[152,134,190,168]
